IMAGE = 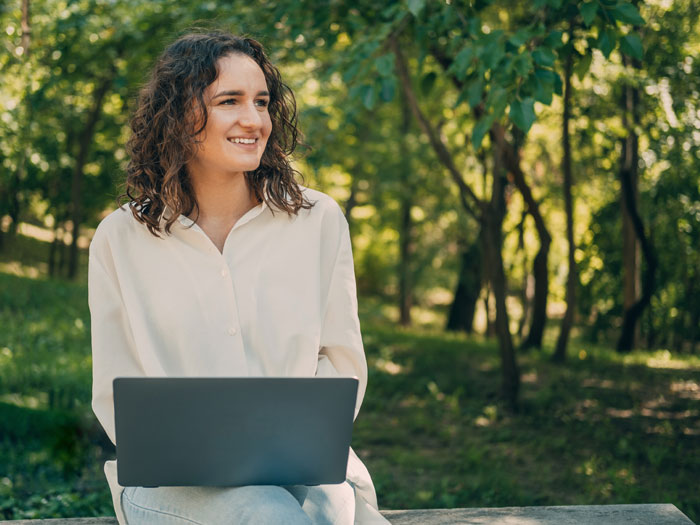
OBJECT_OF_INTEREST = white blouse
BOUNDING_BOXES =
[88,186,389,524]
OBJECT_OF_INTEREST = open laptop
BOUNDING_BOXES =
[113,377,358,487]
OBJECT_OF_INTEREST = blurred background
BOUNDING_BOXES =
[0,0,698,521]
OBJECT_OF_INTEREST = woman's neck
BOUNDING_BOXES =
[190,171,258,222]
[187,171,260,252]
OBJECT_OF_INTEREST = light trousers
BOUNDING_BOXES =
[120,483,356,525]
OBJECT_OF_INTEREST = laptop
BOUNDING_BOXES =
[113,377,358,487]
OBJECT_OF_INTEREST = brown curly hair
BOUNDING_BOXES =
[123,30,314,236]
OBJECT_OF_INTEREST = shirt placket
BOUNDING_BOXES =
[180,215,248,374]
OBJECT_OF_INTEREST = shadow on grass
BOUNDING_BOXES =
[353,322,700,521]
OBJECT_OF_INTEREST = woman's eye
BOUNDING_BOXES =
[219,98,267,108]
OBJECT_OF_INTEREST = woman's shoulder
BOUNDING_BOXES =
[298,186,346,221]
[92,203,150,247]
[296,186,349,249]
[94,204,136,232]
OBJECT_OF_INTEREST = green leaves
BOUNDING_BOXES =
[472,112,496,150]
[610,2,645,25]
[479,35,506,70]
[452,46,476,81]
[582,2,644,60]
[597,27,617,58]
[349,83,378,110]
[533,68,562,103]
[544,30,564,48]
[508,28,531,48]
[580,2,598,26]
[512,53,534,76]
[620,33,643,59]
[375,53,395,76]
[362,84,377,110]
[380,76,396,102]
[419,72,436,95]
[532,48,557,67]
[486,87,508,119]
[575,53,593,81]
[467,78,484,108]
[407,0,426,17]
[509,97,536,133]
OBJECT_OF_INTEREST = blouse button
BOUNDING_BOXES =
[227,327,237,336]
[220,268,227,277]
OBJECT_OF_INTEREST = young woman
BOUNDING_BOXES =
[88,31,389,524]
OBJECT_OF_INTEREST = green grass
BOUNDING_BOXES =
[355,324,700,520]
[0,232,698,521]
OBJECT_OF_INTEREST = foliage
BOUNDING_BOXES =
[1,0,696,349]
[576,0,700,349]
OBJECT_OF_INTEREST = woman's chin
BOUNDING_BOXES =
[225,161,262,174]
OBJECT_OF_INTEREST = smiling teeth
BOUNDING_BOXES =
[230,138,256,144]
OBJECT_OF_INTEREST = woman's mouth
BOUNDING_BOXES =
[227,137,258,150]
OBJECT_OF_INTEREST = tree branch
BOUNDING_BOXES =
[389,34,482,220]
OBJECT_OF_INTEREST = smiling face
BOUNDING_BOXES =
[186,53,272,182]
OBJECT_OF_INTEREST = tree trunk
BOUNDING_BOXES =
[398,89,414,326]
[59,232,68,275]
[8,165,22,236]
[621,139,640,347]
[484,148,519,409]
[491,125,551,350]
[49,223,62,277]
[8,0,32,238]
[515,212,529,340]
[553,46,576,362]
[343,177,358,250]
[398,192,414,326]
[616,74,657,352]
[390,33,518,407]
[431,41,551,350]
[622,202,640,338]
[446,234,482,333]
[68,74,114,279]
[344,164,358,228]
[484,286,495,337]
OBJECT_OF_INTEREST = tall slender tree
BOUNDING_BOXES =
[553,31,576,362]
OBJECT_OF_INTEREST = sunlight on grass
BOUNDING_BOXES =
[669,380,700,400]
[643,350,696,370]
[0,261,45,279]
[562,339,700,370]
[0,229,89,282]
[0,393,47,409]
[374,357,404,375]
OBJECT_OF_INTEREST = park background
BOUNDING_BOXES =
[1,0,699,521]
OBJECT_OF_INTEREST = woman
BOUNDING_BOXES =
[89,30,389,524]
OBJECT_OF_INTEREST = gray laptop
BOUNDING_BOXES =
[113,377,358,487]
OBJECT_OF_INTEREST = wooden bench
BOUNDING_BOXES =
[0,504,694,524]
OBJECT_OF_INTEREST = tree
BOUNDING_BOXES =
[553,34,576,362]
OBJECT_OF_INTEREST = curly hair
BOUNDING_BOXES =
[123,30,315,236]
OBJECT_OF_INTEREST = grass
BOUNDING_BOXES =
[0,231,698,521]
[355,324,700,519]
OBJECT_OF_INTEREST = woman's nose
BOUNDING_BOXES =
[237,102,262,128]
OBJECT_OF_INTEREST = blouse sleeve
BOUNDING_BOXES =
[316,216,368,420]
[88,226,143,445]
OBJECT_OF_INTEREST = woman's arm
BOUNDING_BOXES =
[316,215,368,420]
[88,225,143,444]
